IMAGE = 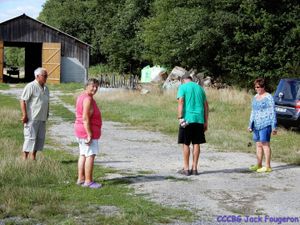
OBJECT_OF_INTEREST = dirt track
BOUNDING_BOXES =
[2,87,300,225]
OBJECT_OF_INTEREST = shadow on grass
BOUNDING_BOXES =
[61,160,77,164]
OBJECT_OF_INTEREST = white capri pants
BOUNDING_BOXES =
[77,138,99,157]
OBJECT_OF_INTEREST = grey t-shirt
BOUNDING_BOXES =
[21,80,49,121]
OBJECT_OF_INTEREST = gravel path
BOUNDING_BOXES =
[2,87,300,225]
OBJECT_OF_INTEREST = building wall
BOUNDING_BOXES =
[61,57,86,83]
[0,15,89,69]
[0,15,90,83]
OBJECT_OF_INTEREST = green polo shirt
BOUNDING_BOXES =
[177,81,206,124]
[21,80,49,121]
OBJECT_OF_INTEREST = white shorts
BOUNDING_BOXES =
[77,138,99,157]
[23,120,46,152]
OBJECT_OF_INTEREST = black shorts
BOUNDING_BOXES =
[178,123,206,145]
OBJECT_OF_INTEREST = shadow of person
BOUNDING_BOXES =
[200,167,252,175]
[105,175,168,185]
[271,164,300,170]
[199,164,300,175]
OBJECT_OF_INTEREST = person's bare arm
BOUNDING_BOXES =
[204,100,209,131]
[20,100,28,124]
[177,98,184,119]
[82,97,92,144]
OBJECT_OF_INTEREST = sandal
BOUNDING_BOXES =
[191,170,199,175]
[177,169,191,176]
[82,181,102,189]
[249,165,262,172]
[256,167,272,173]
[76,180,85,186]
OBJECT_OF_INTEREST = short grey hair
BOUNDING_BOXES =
[181,71,193,81]
[34,67,47,78]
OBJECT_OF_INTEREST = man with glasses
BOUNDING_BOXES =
[20,67,49,160]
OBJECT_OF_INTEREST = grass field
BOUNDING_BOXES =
[0,82,299,224]
[57,82,300,164]
[0,87,193,225]
[56,82,300,164]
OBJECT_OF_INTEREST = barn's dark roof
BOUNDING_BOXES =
[0,14,91,47]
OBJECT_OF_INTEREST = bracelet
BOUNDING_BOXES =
[178,116,183,119]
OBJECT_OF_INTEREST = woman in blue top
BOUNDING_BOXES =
[248,78,277,173]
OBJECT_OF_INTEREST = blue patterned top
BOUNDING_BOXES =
[249,93,277,130]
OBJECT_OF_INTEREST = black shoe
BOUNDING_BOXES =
[191,170,199,175]
[177,169,191,176]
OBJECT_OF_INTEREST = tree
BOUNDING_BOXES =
[38,0,300,88]
[39,0,96,52]
[218,0,300,87]
[141,0,240,73]
[92,0,153,73]
[4,47,25,67]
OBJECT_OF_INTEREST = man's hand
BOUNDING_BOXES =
[204,122,208,131]
[179,118,184,125]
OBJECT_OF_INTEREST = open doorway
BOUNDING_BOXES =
[1,42,42,83]
[3,47,25,83]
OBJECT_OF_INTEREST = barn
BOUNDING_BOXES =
[0,14,90,84]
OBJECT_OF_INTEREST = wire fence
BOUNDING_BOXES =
[97,74,139,89]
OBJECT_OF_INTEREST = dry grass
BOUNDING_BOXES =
[94,85,300,164]
[0,91,196,224]
[206,87,252,105]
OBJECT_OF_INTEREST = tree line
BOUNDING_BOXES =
[39,0,300,88]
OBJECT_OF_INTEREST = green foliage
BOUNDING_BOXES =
[39,0,300,88]
[218,0,300,88]
[39,0,95,44]
[93,0,153,73]
[4,47,25,67]
[89,64,120,77]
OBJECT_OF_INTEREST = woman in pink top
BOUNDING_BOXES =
[75,78,102,189]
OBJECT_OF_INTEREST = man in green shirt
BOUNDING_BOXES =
[20,67,49,160]
[177,72,209,176]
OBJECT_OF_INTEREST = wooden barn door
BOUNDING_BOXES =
[0,41,3,83]
[42,43,61,84]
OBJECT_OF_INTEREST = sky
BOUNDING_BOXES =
[0,0,47,23]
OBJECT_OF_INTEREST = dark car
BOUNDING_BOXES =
[273,78,300,128]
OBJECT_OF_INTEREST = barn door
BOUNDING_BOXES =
[0,41,3,83]
[42,43,61,84]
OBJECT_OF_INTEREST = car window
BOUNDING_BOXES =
[279,80,300,100]
[297,83,300,99]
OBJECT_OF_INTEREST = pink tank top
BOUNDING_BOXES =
[74,93,102,139]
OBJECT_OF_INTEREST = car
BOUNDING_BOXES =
[273,78,300,128]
